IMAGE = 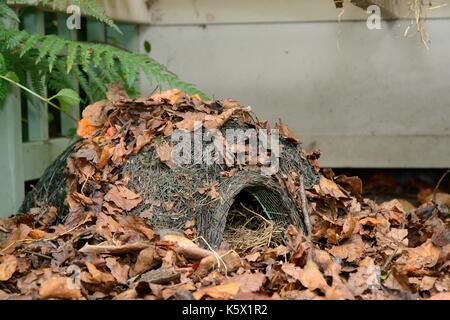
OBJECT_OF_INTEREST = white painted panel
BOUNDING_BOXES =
[98,0,450,25]
[22,138,73,181]
[140,19,450,167]
[0,89,24,218]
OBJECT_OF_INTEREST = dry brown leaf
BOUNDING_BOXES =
[398,239,441,272]
[299,260,328,291]
[274,121,300,144]
[176,112,206,131]
[347,257,379,296]
[85,261,115,284]
[153,88,183,105]
[0,255,17,281]
[104,185,142,211]
[106,257,130,284]
[1,224,32,254]
[225,273,265,293]
[106,83,128,101]
[428,292,450,300]
[315,176,348,199]
[203,108,237,130]
[82,100,108,126]
[193,282,240,300]
[132,246,156,276]
[335,175,362,198]
[39,276,82,300]
[281,263,302,282]
[98,145,112,169]
[244,251,261,262]
[328,235,365,262]
[155,142,176,169]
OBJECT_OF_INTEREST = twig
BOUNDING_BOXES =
[0,75,78,122]
[299,173,312,236]
[382,246,400,272]
[432,170,449,203]
[21,250,52,260]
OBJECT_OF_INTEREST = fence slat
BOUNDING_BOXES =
[23,11,49,142]
[87,19,106,42]
[57,14,80,136]
[0,88,25,218]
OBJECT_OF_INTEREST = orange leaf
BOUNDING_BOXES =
[39,276,82,300]
[0,255,17,281]
[193,282,240,300]
[76,118,97,138]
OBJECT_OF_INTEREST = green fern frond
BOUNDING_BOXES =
[48,61,75,93]
[36,35,58,64]
[72,64,94,102]
[66,42,78,73]
[47,36,65,72]
[1,19,209,106]
[29,68,45,96]
[79,45,91,73]
[6,29,26,49]
[19,34,40,57]
[0,1,19,22]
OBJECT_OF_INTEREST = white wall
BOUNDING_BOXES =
[138,3,450,168]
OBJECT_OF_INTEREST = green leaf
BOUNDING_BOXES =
[144,40,151,53]
[66,127,77,139]
[0,2,19,22]
[51,88,80,107]
[4,71,19,83]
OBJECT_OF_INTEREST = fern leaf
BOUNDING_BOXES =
[79,45,91,73]
[47,37,65,72]
[19,34,40,57]
[66,42,77,73]
[0,1,19,22]
[73,64,94,102]
[36,35,58,64]
[6,30,26,49]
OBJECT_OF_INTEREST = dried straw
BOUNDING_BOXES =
[223,203,284,254]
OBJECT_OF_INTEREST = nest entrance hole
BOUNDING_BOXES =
[223,187,290,253]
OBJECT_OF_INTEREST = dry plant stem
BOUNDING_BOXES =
[0,75,78,122]
[382,246,400,272]
[432,170,449,203]
[241,203,275,246]
[194,236,228,275]
[299,174,312,236]
[407,0,430,49]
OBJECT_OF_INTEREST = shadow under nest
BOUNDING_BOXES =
[20,121,318,249]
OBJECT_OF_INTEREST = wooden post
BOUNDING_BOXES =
[57,13,80,136]
[22,11,49,142]
[0,90,25,218]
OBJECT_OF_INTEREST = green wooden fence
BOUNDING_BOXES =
[0,10,138,218]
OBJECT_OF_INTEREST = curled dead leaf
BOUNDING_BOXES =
[193,282,240,300]
[104,185,142,212]
[0,255,17,281]
[39,276,82,300]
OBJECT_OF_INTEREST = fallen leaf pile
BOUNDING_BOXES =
[0,88,449,300]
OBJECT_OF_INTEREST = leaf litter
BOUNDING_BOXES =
[0,87,449,300]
